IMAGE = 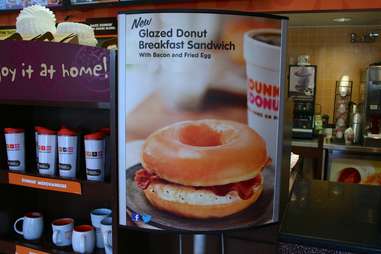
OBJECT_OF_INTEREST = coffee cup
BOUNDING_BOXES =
[90,208,112,248]
[38,128,57,176]
[244,28,281,162]
[72,225,95,253]
[84,132,105,181]
[14,212,43,240]
[100,217,112,254]
[57,128,78,178]
[51,218,74,247]
[4,128,25,172]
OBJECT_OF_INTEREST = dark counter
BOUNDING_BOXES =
[280,179,381,253]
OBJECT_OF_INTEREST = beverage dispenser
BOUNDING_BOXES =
[364,62,381,147]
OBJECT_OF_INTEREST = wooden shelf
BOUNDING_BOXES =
[0,170,8,184]
[0,100,110,109]
[0,237,15,254]
[0,235,106,254]
[0,170,112,197]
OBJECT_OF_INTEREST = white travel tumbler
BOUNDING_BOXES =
[4,128,25,172]
[84,132,105,181]
[38,128,57,176]
[58,128,78,178]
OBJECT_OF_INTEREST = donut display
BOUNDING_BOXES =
[134,119,270,219]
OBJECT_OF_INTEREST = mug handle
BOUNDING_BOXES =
[79,235,86,253]
[53,230,62,245]
[13,217,24,235]
[103,230,112,247]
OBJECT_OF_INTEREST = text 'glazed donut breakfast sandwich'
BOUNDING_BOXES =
[134,119,270,219]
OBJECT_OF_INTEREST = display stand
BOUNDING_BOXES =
[0,40,116,254]
[178,234,183,254]
[220,233,225,254]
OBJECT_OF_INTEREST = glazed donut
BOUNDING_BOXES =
[141,119,269,186]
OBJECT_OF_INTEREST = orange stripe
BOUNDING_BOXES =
[8,173,82,195]
[16,245,49,254]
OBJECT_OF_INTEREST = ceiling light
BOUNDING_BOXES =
[333,17,352,23]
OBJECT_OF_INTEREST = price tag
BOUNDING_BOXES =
[8,173,81,195]
[15,245,49,254]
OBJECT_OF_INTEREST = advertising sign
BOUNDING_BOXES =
[0,40,110,103]
[0,0,61,10]
[118,10,287,232]
[70,0,116,5]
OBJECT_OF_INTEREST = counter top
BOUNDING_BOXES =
[291,138,319,148]
[292,138,381,154]
[324,141,381,154]
[280,178,381,253]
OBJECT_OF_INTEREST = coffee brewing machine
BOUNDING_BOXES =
[363,62,381,147]
[292,97,315,138]
[290,63,316,139]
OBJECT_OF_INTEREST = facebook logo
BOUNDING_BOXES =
[131,212,141,222]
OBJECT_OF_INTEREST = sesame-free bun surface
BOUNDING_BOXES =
[141,119,269,187]
[143,175,263,219]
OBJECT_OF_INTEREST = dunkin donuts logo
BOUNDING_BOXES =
[247,78,279,120]
[38,145,52,153]
[6,144,20,151]
[85,151,104,158]
[58,147,74,154]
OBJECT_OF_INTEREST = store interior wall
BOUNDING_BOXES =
[287,25,381,123]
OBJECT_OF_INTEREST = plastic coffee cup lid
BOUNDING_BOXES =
[84,132,104,140]
[99,128,110,136]
[243,28,281,71]
[38,127,56,135]
[58,128,77,136]
[4,128,24,133]
[35,126,44,132]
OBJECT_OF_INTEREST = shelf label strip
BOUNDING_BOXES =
[15,245,49,254]
[8,173,81,195]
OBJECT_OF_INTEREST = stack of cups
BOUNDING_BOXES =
[90,208,112,250]
[37,128,57,176]
[4,128,25,172]
[57,128,78,178]
[101,216,112,254]
[84,132,105,181]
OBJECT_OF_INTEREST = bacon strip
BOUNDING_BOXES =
[134,168,262,200]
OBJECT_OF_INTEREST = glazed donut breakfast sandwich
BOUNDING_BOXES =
[134,119,270,219]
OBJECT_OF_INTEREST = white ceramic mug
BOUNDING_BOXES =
[90,208,112,248]
[57,128,78,178]
[4,128,25,172]
[72,225,95,254]
[14,212,43,240]
[100,217,112,254]
[244,28,281,162]
[51,218,74,247]
[84,132,105,181]
[38,128,57,176]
